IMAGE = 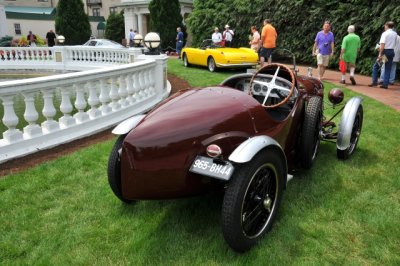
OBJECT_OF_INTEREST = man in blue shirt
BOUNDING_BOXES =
[312,21,335,80]
[176,27,184,59]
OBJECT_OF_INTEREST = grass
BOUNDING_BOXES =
[1,58,399,265]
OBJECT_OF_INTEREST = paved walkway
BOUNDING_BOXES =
[296,65,400,111]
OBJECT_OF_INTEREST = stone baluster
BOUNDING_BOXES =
[138,70,146,100]
[109,77,121,111]
[132,72,140,102]
[73,83,89,123]
[148,68,156,96]
[59,86,75,129]
[1,95,23,143]
[126,73,135,104]
[87,80,101,119]
[41,89,59,133]
[118,74,129,107]
[22,91,42,138]
[98,79,111,114]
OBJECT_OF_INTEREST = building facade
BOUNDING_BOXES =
[120,0,193,41]
[0,0,193,43]
[0,0,124,40]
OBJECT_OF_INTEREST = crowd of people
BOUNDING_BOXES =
[175,19,399,88]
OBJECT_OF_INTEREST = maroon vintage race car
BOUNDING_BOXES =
[107,63,363,252]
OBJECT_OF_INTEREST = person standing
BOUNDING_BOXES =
[369,21,397,89]
[129,29,135,47]
[212,27,222,45]
[260,19,277,66]
[379,33,400,85]
[27,30,37,47]
[249,26,260,53]
[223,25,234,47]
[176,27,184,59]
[339,25,361,85]
[313,21,335,80]
[46,29,56,47]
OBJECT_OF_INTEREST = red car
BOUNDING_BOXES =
[108,64,363,252]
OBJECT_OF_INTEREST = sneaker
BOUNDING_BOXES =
[368,83,378,87]
[379,85,388,89]
[350,76,356,85]
[340,80,345,84]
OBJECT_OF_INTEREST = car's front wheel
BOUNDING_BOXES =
[183,53,190,67]
[221,149,285,252]
[300,96,322,169]
[207,57,217,72]
[108,135,134,204]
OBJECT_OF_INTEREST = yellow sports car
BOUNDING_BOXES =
[181,39,259,72]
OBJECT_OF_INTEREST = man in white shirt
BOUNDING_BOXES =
[223,24,234,47]
[380,34,400,85]
[369,21,398,89]
[212,27,222,45]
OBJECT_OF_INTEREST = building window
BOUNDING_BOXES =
[14,24,21,35]
[92,8,100,17]
[109,7,117,14]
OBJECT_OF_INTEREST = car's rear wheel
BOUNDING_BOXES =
[183,53,190,67]
[221,149,285,252]
[300,96,322,169]
[207,57,217,72]
[108,135,134,204]
[337,105,363,160]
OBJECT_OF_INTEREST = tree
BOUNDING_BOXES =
[105,11,125,44]
[149,0,184,49]
[55,0,91,45]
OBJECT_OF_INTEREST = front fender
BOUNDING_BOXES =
[111,114,146,135]
[337,96,363,150]
[229,135,284,163]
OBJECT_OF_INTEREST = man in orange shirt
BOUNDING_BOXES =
[260,19,278,66]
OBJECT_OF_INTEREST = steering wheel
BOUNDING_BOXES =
[249,63,296,109]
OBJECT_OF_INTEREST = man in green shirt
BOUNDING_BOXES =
[340,25,361,85]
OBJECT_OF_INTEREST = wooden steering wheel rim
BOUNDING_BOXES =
[249,63,296,109]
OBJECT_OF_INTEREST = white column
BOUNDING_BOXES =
[124,8,135,41]
[138,13,144,36]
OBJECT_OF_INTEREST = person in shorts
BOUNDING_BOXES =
[260,19,277,66]
[312,21,335,80]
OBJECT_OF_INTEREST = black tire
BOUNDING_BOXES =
[337,105,363,160]
[183,53,190,67]
[300,96,322,169]
[207,57,217,72]
[108,135,134,204]
[221,149,285,252]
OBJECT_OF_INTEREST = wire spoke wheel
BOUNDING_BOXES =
[222,149,285,252]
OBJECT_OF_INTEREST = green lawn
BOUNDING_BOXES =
[1,58,399,265]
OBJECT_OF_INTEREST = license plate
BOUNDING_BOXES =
[189,156,234,181]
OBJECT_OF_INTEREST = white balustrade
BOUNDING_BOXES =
[0,51,170,163]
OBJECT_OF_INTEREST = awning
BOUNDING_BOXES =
[97,22,106,30]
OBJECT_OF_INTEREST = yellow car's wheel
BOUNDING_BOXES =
[183,53,190,67]
[208,57,217,72]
